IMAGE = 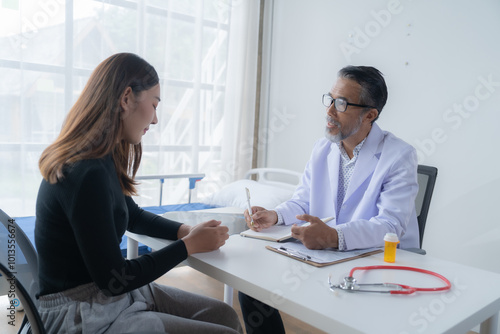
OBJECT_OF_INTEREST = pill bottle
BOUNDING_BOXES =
[383,233,399,263]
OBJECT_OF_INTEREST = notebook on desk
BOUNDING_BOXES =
[240,225,296,242]
[239,217,334,242]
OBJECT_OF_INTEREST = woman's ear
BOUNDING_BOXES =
[120,87,134,117]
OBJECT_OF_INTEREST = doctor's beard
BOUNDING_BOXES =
[325,115,363,143]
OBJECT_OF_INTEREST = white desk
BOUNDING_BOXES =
[126,206,247,259]
[126,229,500,334]
[126,207,247,305]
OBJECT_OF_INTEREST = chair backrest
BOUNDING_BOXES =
[0,262,46,334]
[415,165,438,248]
[0,208,43,333]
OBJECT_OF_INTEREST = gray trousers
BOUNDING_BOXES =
[38,282,243,334]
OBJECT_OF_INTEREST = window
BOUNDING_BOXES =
[0,0,258,216]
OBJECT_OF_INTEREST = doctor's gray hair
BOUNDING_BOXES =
[338,66,388,122]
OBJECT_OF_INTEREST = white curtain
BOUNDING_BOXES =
[0,0,261,216]
[216,0,260,185]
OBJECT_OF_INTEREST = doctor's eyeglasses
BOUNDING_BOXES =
[322,94,377,112]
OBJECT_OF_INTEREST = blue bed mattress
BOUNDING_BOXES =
[14,202,216,257]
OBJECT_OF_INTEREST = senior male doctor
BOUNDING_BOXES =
[239,65,420,334]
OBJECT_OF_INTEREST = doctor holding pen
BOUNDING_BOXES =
[241,65,419,334]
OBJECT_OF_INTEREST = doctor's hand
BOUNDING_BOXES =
[291,214,338,250]
[244,206,278,232]
[182,220,229,255]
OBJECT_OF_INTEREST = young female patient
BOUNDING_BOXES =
[35,53,242,334]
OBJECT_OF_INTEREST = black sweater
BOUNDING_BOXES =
[35,155,188,297]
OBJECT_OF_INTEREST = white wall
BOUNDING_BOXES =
[260,0,500,273]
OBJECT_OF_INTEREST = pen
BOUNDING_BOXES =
[279,246,311,261]
[321,216,335,223]
[245,187,255,226]
[299,217,334,227]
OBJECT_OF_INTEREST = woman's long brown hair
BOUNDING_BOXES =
[39,53,159,196]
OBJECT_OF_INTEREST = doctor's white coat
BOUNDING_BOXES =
[275,123,419,250]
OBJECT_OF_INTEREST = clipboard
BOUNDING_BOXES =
[266,243,383,267]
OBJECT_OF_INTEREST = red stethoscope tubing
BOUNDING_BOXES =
[349,265,452,295]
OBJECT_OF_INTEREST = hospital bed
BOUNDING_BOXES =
[13,174,213,257]
[12,167,302,259]
[126,167,302,255]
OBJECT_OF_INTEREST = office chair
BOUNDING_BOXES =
[0,208,43,334]
[405,165,438,255]
[1,209,165,334]
[0,262,46,334]
[415,165,438,248]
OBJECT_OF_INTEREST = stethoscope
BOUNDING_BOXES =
[328,265,452,295]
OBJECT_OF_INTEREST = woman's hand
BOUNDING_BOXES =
[177,224,192,239]
[182,220,229,255]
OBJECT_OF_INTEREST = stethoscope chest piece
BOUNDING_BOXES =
[340,276,358,291]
